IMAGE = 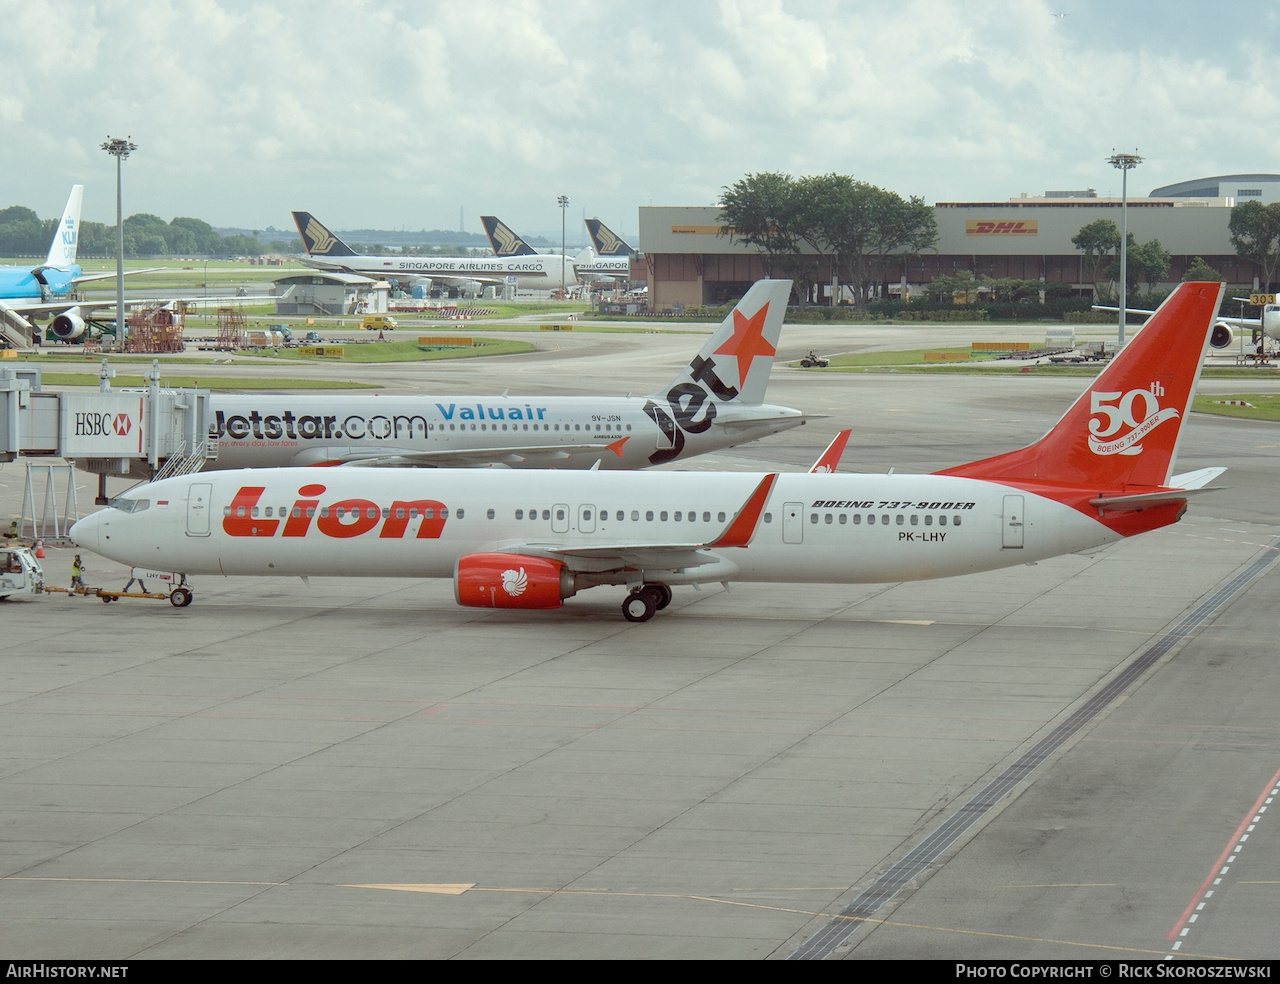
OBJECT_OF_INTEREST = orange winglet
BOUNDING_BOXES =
[810,429,851,473]
[607,436,630,457]
[708,474,777,549]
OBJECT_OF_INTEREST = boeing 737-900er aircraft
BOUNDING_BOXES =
[292,211,575,292]
[73,282,1226,622]
[205,279,804,469]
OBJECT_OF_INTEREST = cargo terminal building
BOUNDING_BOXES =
[636,175,1280,310]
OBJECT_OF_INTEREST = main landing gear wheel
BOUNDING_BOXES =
[622,588,659,622]
[648,583,672,610]
[169,586,193,608]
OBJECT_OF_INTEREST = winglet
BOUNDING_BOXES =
[809,429,851,473]
[708,474,777,549]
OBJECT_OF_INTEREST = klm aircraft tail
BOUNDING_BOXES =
[480,216,539,256]
[44,185,83,268]
[584,218,634,256]
[291,211,357,257]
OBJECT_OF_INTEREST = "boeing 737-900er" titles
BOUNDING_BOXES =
[72,282,1227,621]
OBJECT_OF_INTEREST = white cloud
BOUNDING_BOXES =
[1,0,1274,237]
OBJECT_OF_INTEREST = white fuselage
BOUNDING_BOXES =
[206,394,804,469]
[576,256,632,282]
[303,252,575,291]
[73,468,1122,588]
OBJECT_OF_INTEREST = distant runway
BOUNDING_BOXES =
[1,333,1277,959]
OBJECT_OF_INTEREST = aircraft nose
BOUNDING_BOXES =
[69,513,99,553]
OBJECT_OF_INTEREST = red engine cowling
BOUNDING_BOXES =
[454,553,574,609]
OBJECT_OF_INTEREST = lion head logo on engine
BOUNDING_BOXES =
[502,567,528,597]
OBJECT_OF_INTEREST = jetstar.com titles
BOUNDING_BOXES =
[209,404,554,442]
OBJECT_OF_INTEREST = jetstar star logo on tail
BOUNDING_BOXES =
[1088,383,1178,456]
[715,301,777,387]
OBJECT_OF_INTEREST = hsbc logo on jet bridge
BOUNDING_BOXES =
[60,396,144,456]
[965,220,1038,236]
[74,412,131,437]
[222,484,450,540]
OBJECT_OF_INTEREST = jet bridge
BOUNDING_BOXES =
[1,362,214,533]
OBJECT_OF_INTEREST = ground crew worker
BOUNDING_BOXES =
[123,567,148,593]
[70,554,85,592]
[4,519,17,540]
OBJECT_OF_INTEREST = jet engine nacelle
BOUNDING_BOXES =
[49,309,86,340]
[1210,321,1234,349]
[454,553,575,609]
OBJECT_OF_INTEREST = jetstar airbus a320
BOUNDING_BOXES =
[206,279,805,470]
[71,282,1227,622]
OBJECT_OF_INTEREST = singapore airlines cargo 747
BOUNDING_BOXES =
[71,283,1226,622]
[206,279,804,469]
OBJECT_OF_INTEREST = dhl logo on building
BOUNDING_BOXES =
[966,220,1038,236]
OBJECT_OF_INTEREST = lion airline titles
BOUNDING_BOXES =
[206,279,805,470]
[71,283,1227,622]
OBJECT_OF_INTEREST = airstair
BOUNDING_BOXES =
[0,305,33,349]
[150,440,216,483]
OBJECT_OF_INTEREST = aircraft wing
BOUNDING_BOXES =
[7,294,272,320]
[1095,304,1262,330]
[70,268,167,285]
[484,474,778,574]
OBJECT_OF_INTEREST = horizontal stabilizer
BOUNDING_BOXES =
[1090,479,1227,511]
[1170,466,1227,489]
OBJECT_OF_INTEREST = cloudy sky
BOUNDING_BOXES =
[3,0,1277,240]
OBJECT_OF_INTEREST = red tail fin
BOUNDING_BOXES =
[937,282,1223,490]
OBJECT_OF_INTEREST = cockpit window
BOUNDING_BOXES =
[111,498,150,514]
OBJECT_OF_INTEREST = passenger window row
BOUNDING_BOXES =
[434,423,632,433]
[513,508,730,523]
[809,511,963,527]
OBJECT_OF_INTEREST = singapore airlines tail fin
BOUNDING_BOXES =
[652,279,791,407]
[584,218,634,256]
[291,211,357,257]
[480,216,539,256]
[938,281,1224,491]
[43,185,83,268]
